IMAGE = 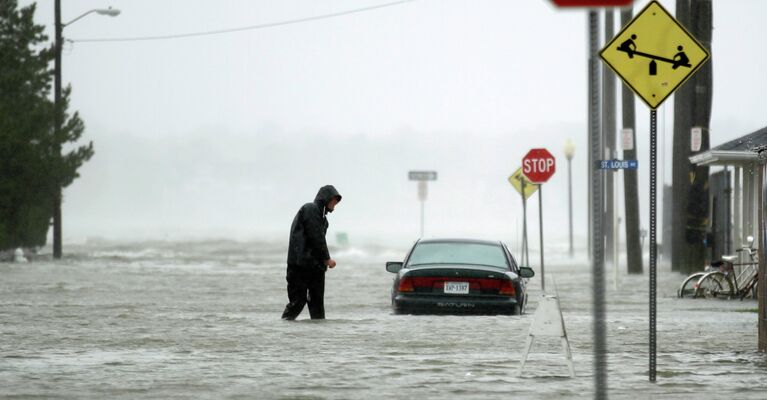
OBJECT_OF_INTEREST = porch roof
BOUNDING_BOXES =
[689,126,767,166]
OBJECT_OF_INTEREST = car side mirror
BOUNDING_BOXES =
[386,261,403,273]
[519,266,535,278]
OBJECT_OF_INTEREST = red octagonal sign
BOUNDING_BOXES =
[522,148,556,184]
[551,0,634,7]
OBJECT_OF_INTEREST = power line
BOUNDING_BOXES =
[69,0,413,43]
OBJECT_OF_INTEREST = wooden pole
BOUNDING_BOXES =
[621,8,643,274]
[603,10,616,265]
[589,10,607,398]
[758,164,766,351]
[53,0,63,259]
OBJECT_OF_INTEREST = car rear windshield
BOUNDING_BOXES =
[407,242,509,269]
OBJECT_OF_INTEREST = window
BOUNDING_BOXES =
[407,242,509,270]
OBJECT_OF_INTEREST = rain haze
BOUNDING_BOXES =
[24,0,767,245]
[6,1,767,398]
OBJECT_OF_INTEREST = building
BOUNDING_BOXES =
[690,126,767,350]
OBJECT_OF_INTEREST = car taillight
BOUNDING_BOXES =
[499,280,515,296]
[398,277,414,292]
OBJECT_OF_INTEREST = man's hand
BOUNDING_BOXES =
[325,259,337,269]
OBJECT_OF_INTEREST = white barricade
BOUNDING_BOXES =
[517,290,574,377]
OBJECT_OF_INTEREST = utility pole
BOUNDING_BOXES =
[589,10,607,398]
[621,8,643,274]
[758,162,766,352]
[687,0,713,273]
[671,0,692,273]
[53,0,63,259]
[50,3,119,259]
[587,11,602,263]
[671,0,712,274]
[603,10,616,266]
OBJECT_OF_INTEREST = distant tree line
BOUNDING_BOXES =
[0,1,93,252]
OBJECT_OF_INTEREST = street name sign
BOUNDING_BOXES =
[408,171,437,181]
[597,159,639,170]
[599,1,710,109]
[522,149,556,184]
[508,167,539,200]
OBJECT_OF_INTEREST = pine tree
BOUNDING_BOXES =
[0,1,93,251]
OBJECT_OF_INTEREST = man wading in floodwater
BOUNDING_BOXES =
[281,185,342,320]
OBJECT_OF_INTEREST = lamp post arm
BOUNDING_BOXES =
[63,9,98,27]
[64,7,119,27]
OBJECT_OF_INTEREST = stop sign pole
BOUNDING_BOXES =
[522,149,556,293]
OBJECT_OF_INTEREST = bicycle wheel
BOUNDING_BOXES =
[678,272,705,298]
[695,272,735,299]
[739,274,758,300]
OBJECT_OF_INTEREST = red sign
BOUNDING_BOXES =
[522,149,556,184]
[551,0,634,7]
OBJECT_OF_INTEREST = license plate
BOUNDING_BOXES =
[444,282,469,294]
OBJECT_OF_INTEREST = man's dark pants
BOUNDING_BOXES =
[281,264,326,320]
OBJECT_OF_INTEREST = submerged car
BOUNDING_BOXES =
[385,238,534,315]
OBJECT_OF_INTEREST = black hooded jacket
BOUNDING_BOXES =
[287,185,342,271]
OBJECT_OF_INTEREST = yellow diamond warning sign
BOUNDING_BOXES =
[508,167,538,200]
[600,1,710,109]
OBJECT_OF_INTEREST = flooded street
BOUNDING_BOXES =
[4,0,767,398]
[2,240,767,399]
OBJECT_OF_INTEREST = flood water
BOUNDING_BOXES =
[2,239,767,399]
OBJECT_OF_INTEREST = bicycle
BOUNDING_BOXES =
[695,254,757,300]
[677,236,758,299]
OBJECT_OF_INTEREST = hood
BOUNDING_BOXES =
[314,185,342,211]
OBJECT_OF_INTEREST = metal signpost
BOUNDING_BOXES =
[517,148,572,379]
[600,0,710,382]
[550,3,639,396]
[508,167,539,266]
[521,149,556,293]
[408,171,438,237]
[551,2,637,397]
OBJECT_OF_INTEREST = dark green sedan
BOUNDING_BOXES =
[385,238,534,315]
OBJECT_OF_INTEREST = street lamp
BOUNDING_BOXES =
[53,1,120,259]
[564,139,575,257]
[64,7,120,26]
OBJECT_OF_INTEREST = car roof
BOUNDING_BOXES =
[416,238,503,247]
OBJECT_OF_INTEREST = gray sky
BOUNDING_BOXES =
[23,0,767,247]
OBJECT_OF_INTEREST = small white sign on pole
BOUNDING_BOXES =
[621,128,634,151]
[417,180,428,201]
[691,127,702,152]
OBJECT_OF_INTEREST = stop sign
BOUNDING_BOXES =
[522,148,556,183]
[551,0,634,7]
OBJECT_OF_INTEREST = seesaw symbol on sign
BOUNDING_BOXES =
[617,34,691,76]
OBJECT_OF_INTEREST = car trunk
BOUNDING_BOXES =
[403,265,514,296]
